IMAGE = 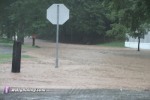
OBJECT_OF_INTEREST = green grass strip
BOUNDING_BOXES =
[0,54,32,64]
[0,38,13,43]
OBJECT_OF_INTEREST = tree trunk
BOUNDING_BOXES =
[32,34,36,46]
[17,22,25,44]
[17,35,24,44]
[32,38,35,46]
[12,41,22,73]
[137,36,140,51]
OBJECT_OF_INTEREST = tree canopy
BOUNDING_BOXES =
[0,0,150,44]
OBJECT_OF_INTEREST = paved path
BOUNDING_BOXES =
[1,89,150,100]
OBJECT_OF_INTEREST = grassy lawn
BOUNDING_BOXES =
[0,38,13,46]
[97,41,125,48]
[0,38,13,43]
[0,38,35,63]
[0,54,32,64]
[0,38,40,48]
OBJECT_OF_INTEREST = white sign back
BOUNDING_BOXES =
[46,4,70,68]
[47,4,69,25]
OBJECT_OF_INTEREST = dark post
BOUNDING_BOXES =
[12,41,22,73]
[32,34,36,46]
[32,38,35,46]
[138,36,140,51]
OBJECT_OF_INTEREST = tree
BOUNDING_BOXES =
[2,0,139,45]
[8,0,30,43]
[103,0,129,40]
[104,0,150,51]
[123,0,150,51]
[0,0,15,38]
[7,0,49,44]
[61,0,109,44]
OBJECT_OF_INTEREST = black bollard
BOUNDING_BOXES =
[12,41,22,73]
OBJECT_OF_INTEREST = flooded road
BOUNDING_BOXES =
[0,38,150,94]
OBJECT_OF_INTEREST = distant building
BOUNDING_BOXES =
[125,32,150,50]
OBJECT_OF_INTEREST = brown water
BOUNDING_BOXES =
[0,38,150,90]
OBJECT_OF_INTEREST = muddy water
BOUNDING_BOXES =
[0,38,150,90]
[0,45,12,54]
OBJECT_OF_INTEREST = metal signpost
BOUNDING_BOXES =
[47,4,69,68]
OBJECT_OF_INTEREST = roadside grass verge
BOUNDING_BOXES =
[0,38,39,49]
[0,38,13,43]
[0,54,32,64]
[0,38,13,47]
[97,41,125,48]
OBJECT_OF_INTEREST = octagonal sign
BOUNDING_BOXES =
[47,4,69,25]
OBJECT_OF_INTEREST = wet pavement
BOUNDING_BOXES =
[0,89,150,100]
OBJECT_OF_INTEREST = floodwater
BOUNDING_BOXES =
[0,39,150,89]
[0,45,12,54]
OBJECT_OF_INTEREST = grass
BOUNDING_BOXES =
[0,38,13,43]
[0,38,40,48]
[0,38,13,46]
[0,38,35,63]
[97,41,125,48]
[0,54,32,64]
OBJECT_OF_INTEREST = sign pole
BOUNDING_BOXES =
[56,5,59,68]
[47,4,69,68]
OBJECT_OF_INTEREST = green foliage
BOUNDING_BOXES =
[106,23,127,40]
[97,41,124,48]
[105,0,150,40]
[129,23,150,38]
[0,0,150,44]
[0,0,111,44]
